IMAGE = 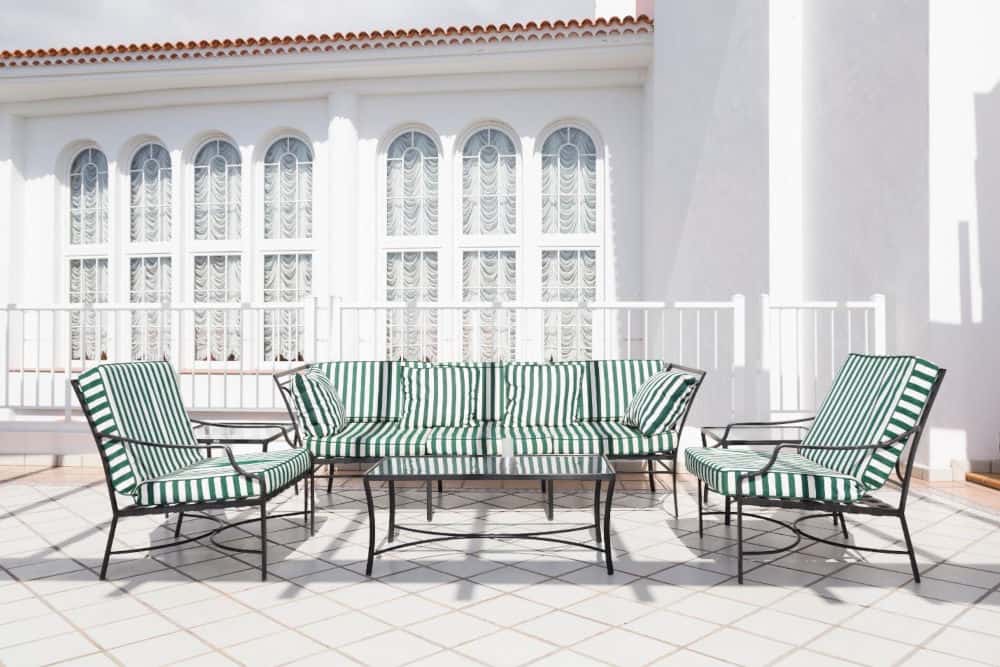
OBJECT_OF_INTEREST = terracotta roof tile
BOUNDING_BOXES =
[0,14,651,68]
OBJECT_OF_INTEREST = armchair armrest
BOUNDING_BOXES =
[702,417,814,447]
[94,432,265,485]
[190,419,295,448]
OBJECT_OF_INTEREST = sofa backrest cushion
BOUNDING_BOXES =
[504,362,582,426]
[310,361,401,421]
[802,354,940,490]
[558,360,665,421]
[292,368,347,436]
[623,369,698,436]
[402,361,505,423]
[400,364,479,427]
[76,361,201,495]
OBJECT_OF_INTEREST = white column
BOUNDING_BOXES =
[327,92,360,303]
[0,111,24,305]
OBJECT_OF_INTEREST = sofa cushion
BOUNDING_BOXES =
[623,369,698,436]
[403,361,504,422]
[560,360,665,421]
[134,449,311,506]
[292,368,346,436]
[310,361,401,422]
[400,365,479,428]
[504,363,582,426]
[801,354,940,490]
[304,422,426,458]
[685,447,865,503]
[426,424,504,455]
[512,422,677,456]
[507,425,550,455]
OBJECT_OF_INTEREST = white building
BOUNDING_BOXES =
[0,0,996,481]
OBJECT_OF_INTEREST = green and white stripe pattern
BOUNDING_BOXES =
[504,363,582,426]
[303,422,427,458]
[400,365,478,428]
[135,449,311,505]
[564,360,665,421]
[291,367,346,436]
[310,361,400,421]
[403,361,505,422]
[684,447,864,502]
[425,424,503,455]
[623,369,698,436]
[802,354,940,489]
[368,455,611,479]
[504,423,675,455]
[76,362,202,495]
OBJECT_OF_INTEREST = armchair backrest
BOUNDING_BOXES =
[74,361,201,495]
[802,354,942,490]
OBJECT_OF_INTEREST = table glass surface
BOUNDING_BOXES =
[366,455,614,480]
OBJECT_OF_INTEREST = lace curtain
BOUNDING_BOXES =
[462,250,517,361]
[386,131,438,236]
[264,137,313,239]
[462,128,517,235]
[130,143,172,242]
[541,127,597,234]
[542,249,596,360]
[263,253,312,361]
[129,256,171,360]
[386,251,438,360]
[69,258,108,360]
[194,140,241,240]
[69,148,109,245]
[193,254,241,361]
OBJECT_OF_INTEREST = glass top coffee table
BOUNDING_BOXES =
[362,455,617,576]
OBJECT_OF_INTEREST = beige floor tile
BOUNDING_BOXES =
[807,627,913,667]
[339,629,440,667]
[688,627,793,667]
[108,631,213,666]
[573,628,675,666]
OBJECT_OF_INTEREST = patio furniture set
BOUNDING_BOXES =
[71,354,944,586]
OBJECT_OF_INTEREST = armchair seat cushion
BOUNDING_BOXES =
[508,422,677,456]
[304,422,427,458]
[426,424,504,455]
[685,447,865,503]
[133,448,312,506]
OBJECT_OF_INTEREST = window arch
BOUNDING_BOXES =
[69,148,109,245]
[541,126,597,234]
[461,127,517,235]
[193,139,241,240]
[386,130,438,236]
[129,143,171,242]
[263,136,313,239]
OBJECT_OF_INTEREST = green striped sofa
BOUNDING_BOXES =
[686,354,945,584]
[72,361,313,581]
[275,360,705,514]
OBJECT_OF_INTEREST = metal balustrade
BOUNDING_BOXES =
[0,294,882,420]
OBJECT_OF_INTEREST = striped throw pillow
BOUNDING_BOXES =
[400,365,479,428]
[623,370,697,436]
[292,368,346,437]
[504,363,582,426]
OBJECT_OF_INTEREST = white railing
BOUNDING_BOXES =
[0,294,882,420]
[763,293,886,414]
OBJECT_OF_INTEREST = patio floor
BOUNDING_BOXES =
[1,466,999,667]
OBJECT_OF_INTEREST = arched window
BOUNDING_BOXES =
[193,139,241,240]
[130,143,171,242]
[263,137,312,239]
[541,127,597,234]
[386,130,438,236]
[69,148,108,245]
[462,128,517,235]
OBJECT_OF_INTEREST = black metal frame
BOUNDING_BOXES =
[273,361,707,518]
[695,368,946,584]
[361,456,617,576]
[71,379,315,582]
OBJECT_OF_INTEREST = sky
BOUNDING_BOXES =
[0,0,603,51]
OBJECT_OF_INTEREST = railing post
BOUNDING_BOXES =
[3,305,11,410]
[732,294,746,368]
[330,295,341,360]
[871,293,887,353]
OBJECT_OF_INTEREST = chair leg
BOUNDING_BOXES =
[173,511,184,538]
[671,458,679,518]
[724,496,732,526]
[900,513,920,583]
[310,470,316,535]
[838,512,849,539]
[736,499,744,584]
[303,473,310,529]
[426,481,433,522]
[437,480,443,493]
[100,514,118,580]
[647,459,655,493]
[327,463,334,494]
[697,479,703,537]
[260,501,268,582]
